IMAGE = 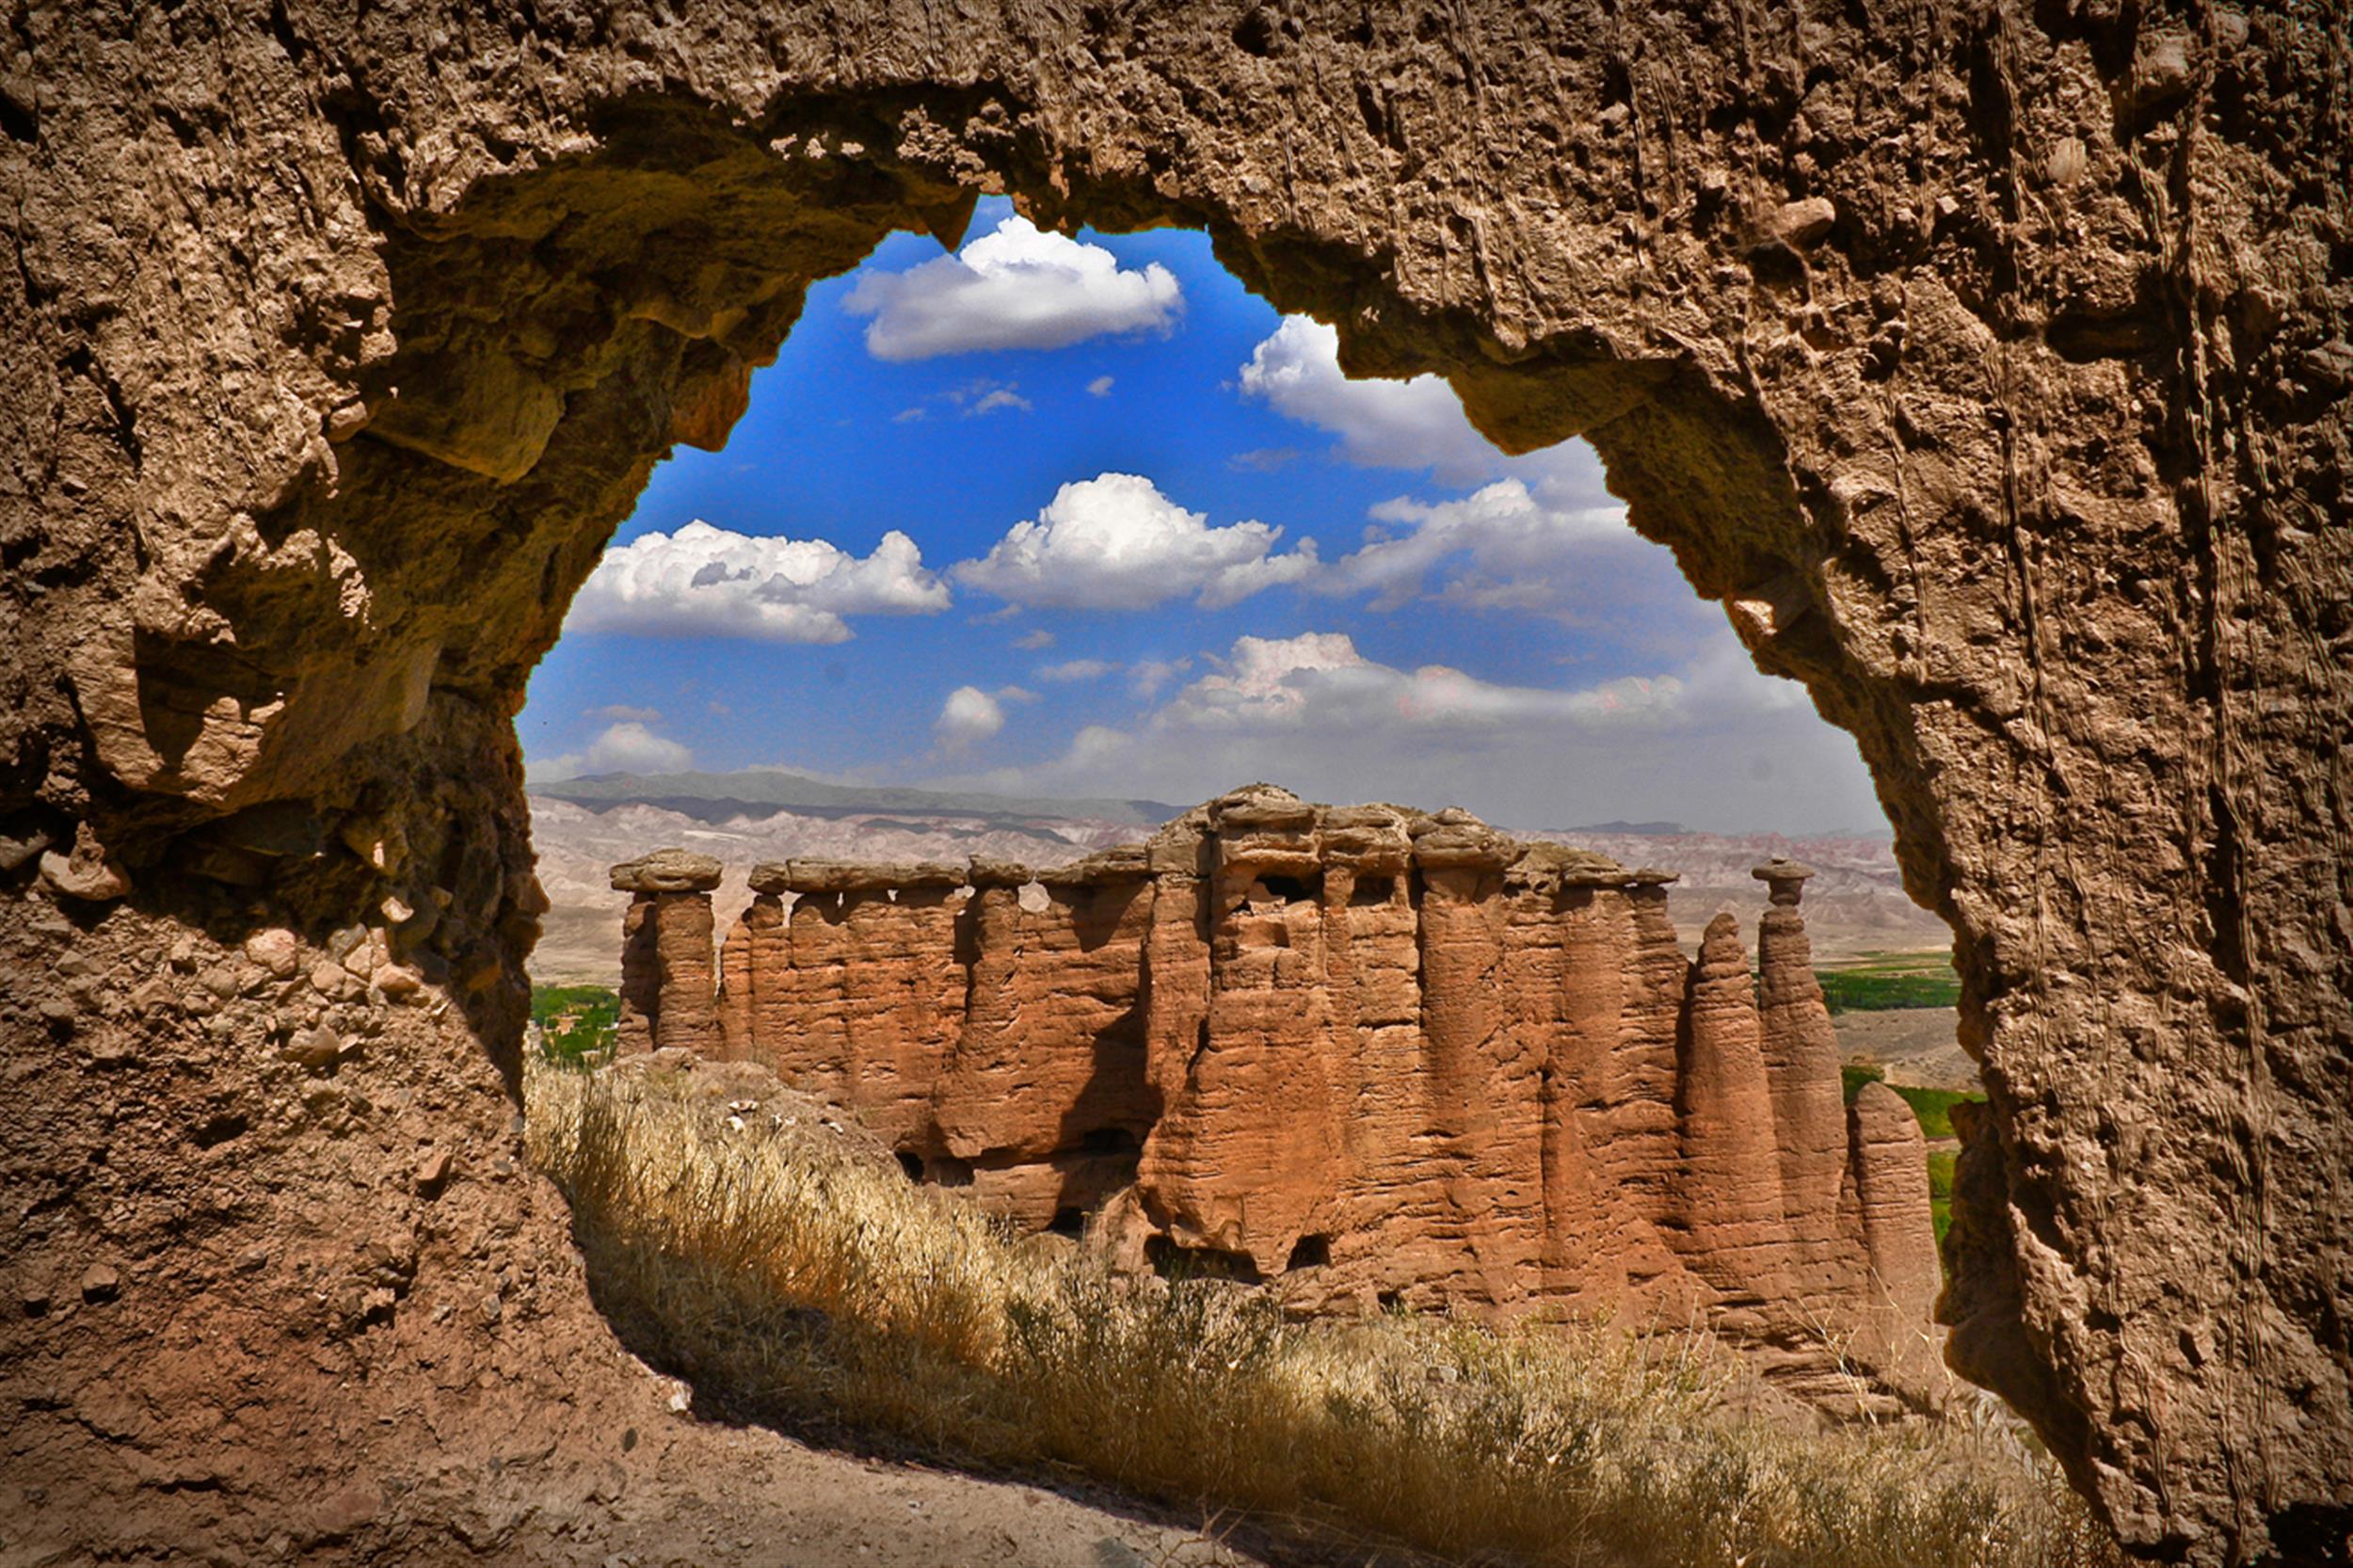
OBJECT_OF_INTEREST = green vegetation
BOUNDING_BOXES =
[1842,1063,1886,1100]
[532,983,619,1066]
[1839,1062,1977,1142]
[1928,1150,1959,1247]
[1816,954,1962,1015]
[527,1059,2122,1568]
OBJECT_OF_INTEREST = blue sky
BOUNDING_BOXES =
[520,199,1885,833]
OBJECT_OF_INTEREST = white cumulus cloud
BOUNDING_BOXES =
[1239,316,1612,494]
[843,216,1184,360]
[935,685,1008,752]
[529,720,695,783]
[1160,632,1684,736]
[1321,478,1639,614]
[920,628,1878,833]
[567,520,952,643]
[953,472,1318,611]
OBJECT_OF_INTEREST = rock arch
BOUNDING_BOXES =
[0,4,2345,1562]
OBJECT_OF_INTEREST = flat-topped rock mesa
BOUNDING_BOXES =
[614,787,1945,1405]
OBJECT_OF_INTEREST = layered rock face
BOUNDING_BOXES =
[682,788,1948,1403]
[4,3,2345,1560]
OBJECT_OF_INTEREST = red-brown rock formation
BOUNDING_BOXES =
[11,6,2345,1555]
[1845,1080,1947,1400]
[648,789,1949,1404]
[1753,858,1850,1311]
[609,849,723,1056]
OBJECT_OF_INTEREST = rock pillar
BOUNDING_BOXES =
[1672,912,1789,1317]
[1751,857,1848,1309]
[1411,809,1534,1304]
[1846,1080,1946,1400]
[1143,789,1340,1272]
[1315,804,1420,1293]
[1606,869,1688,1235]
[931,856,1032,1168]
[720,865,794,1064]
[608,848,723,1056]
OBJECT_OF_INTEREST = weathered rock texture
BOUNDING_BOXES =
[1,4,2345,1560]
[688,788,1947,1408]
[610,848,723,1056]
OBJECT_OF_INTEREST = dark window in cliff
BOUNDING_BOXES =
[1257,872,1321,904]
[1048,1207,1087,1238]
[1146,1235,1263,1285]
[895,1151,923,1181]
[1285,1234,1331,1271]
[1081,1126,1141,1156]
[926,1155,974,1188]
[1349,875,1394,907]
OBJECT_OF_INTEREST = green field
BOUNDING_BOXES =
[532,983,619,1066]
[1814,952,1961,1015]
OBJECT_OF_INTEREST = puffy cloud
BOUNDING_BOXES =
[1159,632,1685,736]
[935,685,1008,752]
[923,629,1880,833]
[1087,376,1115,397]
[1320,478,1641,615]
[568,520,952,643]
[953,472,1318,610]
[1238,316,1607,494]
[1128,657,1192,698]
[589,703,663,724]
[1239,317,1506,484]
[1036,658,1116,683]
[1013,629,1056,650]
[843,216,1183,360]
[529,720,694,783]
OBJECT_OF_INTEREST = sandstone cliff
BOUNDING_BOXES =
[672,787,1951,1407]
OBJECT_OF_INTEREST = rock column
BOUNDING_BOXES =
[608,848,723,1056]
[1411,810,1534,1304]
[1751,857,1849,1310]
[1846,1080,1946,1400]
[1672,912,1790,1318]
[1143,789,1339,1272]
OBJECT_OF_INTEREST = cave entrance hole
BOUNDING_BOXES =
[490,144,1960,1310]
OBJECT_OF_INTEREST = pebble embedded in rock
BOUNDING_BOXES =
[80,1263,120,1304]
[280,1025,343,1069]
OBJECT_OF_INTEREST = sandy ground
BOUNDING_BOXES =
[1833,1005,1977,1092]
[479,1395,1268,1568]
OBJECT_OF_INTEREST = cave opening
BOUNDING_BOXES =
[511,168,1961,1330]
[13,18,2339,1558]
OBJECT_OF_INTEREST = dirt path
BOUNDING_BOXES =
[475,1363,1262,1567]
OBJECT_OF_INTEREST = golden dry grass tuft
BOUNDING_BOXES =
[525,1059,2124,1568]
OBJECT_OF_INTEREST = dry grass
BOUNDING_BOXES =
[525,1059,2124,1568]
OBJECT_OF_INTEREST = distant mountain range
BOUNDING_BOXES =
[534,768,1181,828]
[526,772,1942,985]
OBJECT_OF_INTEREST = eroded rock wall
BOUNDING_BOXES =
[681,787,1948,1409]
[4,2,2344,1559]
